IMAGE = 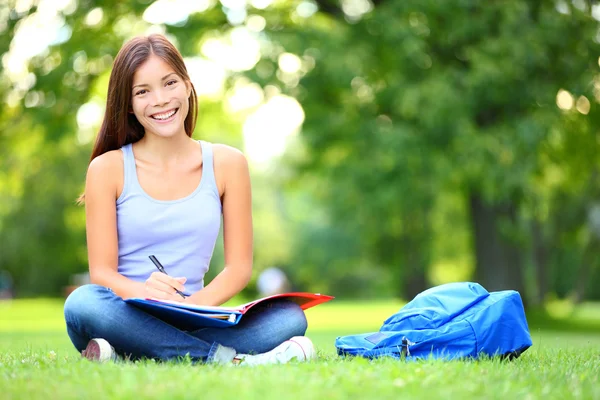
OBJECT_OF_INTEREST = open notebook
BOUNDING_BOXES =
[125,292,334,331]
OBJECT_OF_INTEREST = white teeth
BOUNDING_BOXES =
[152,109,177,120]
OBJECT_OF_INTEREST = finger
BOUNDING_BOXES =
[148,288,184,303]
[164,276,186,293]
[174,277,187,291]
[150,273,186,292]
[149,273,185,293]
[145,286,170,300]
[146,279,180,296]
[146,275,171,290]
[150,271,172,284]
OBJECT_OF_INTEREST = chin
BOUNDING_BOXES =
[149,129,185,139]
[142,122,187,139]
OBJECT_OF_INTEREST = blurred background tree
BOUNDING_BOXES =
[1,0,599,305]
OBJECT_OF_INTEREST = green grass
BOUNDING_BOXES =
[1,298,599,399]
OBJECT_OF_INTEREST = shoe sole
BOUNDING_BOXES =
[82,339,114,363]
[287,336,316,361]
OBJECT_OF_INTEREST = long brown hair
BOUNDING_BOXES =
[77,34,198,203]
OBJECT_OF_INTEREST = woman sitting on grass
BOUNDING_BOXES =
[64,34,314,365]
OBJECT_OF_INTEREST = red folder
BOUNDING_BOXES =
[229,292,335,314]
[125,292,334,330]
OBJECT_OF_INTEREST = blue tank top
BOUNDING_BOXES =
[116,140,221,295]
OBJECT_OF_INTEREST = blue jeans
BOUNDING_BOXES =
[64,284,308,363]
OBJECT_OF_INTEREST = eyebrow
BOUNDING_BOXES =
[132,73,178,90]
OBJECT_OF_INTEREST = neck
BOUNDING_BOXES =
[135,131,196,165]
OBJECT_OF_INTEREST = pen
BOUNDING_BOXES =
[148,255,187,300]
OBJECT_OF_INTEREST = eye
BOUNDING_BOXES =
[135,89,147,96]
[166,79,177,86]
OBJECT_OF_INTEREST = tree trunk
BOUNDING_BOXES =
[469,194,525,297]
[401,244,428,301]
[531,219,548,306]
[383,211,430,300]
[381,232,428,301]
[571,238,598,303]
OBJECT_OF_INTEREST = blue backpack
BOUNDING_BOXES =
[335,282,532,360]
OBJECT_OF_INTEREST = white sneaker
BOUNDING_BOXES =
[81,338,118,363]
[233,336,316,366]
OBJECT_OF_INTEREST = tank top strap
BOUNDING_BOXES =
[117,143,137,202]
[199,140,219,198]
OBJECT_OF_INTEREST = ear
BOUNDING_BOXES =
[185,80,192,98]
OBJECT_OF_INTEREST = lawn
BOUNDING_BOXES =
[1,298,599,400]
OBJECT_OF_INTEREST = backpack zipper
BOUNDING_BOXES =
[400,337,416,357]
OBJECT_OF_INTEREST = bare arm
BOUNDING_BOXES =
[85,152,147,299]
[187,146,253,306]
[85,152,186,300]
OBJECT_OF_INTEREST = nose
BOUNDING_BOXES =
[152,88,169,107]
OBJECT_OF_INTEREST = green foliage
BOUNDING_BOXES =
[0,1,240,295]
[2,0,600,300]
[269,1,600,299]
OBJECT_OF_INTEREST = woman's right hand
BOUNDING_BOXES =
[144,272,187,302]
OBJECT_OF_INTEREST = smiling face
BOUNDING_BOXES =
[130,54,192,139]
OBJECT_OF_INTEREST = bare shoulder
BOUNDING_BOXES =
[86,149,124,197]
[212,143,249,177]
[210,143,250,194]
[88,149,123,177]
[211,143,248,168]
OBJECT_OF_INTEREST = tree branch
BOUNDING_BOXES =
[313,0,385,18]
[313,0,343,17]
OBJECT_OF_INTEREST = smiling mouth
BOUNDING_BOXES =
[150,108,179,120]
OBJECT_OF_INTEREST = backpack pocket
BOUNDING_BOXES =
[381,282,489,331]
[375,319,478,360]
[468,290,532,358]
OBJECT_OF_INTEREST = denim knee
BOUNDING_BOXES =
[64,284,113,327]
[276,300,308,337]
